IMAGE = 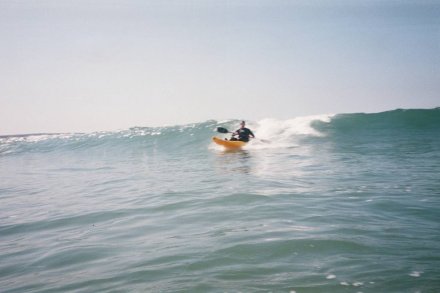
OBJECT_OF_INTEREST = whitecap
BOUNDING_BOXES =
[409,271,422,277]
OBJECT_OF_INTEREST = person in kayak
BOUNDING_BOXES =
[230,121,255,142]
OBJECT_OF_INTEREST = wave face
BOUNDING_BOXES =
[311,108,440,154]
[1,108,439,292]
[314,108,440,135]
[0,120,220,156]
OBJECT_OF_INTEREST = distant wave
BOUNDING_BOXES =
[1,108,438,156]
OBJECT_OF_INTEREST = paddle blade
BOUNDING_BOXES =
[216,127,229,133]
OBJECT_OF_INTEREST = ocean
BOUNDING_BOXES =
[1,108,439,292]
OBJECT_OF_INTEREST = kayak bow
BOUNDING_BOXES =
[212,136,246,150]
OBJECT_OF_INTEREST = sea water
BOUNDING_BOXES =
[1,108,439,292]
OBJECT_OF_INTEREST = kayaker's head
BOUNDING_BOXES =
[240,121,246,128]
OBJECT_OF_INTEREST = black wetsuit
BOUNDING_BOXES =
[233,127,255,142]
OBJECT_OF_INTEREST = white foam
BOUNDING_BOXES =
[409,271,422,277]
[210,114,333,152]
[245,114,333,150]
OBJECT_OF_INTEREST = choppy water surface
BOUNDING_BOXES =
[1,109,439,292]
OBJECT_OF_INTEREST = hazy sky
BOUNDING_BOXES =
[1,0,439,134]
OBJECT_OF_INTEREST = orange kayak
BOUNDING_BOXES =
[212,136,246,150]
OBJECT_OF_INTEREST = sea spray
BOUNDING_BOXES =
[211,114,333,150]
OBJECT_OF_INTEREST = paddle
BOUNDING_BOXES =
[216,127,232,134]
[215,127,270,143]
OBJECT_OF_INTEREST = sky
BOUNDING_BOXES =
[1,0,439,134]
